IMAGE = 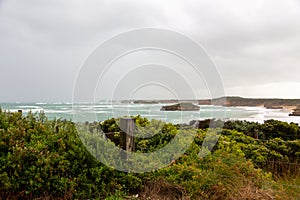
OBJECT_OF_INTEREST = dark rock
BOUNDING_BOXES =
[161,103,200,111]
[265,106,284,109]
[289,106,300,116]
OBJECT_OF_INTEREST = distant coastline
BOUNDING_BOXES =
[120,97,300,116]
[122,96,299,109]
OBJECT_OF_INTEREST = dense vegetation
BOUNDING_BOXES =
[0,109,300,199]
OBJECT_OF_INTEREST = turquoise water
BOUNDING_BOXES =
[0,102,299,124]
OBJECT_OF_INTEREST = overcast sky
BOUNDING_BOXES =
[1,0,300,102]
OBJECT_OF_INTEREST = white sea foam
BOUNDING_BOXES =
[35,102,47,105]
[2,103,299,124]
[18,105,40,109]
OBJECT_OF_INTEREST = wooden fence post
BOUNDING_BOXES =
[120,118,135,152]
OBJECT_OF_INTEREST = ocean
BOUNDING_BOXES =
[1,102,299,124]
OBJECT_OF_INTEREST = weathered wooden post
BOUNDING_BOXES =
[120,117,135,152]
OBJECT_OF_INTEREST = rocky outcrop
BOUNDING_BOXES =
[161,103,200,111]
[289,106,300,116]
[265,106,284,109]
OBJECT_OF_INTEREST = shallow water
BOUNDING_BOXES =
[1,102,299,124]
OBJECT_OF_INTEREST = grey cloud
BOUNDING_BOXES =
[0,0,299,102]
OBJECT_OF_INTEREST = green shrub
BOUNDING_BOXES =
[0,109,299,199]
[0,110,141,199]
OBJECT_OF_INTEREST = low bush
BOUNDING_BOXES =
[0,110,299,199]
